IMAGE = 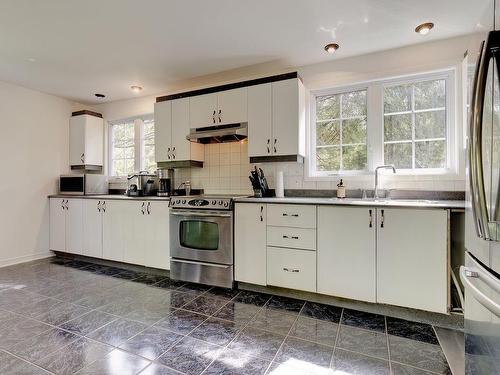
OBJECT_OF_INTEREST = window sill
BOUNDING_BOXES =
[305,169,463,182]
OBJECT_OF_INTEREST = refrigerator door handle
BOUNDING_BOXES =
[460,266,500,317]
[469,39,491,240]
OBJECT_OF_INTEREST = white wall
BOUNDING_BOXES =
[0,80,74,266]
[96,32,486,193]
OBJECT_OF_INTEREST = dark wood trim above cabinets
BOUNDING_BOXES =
[157,160,204,169]
[156,72,300,102]
[71,110,103,118]
[70,165,103,172]
[249,155,304,164]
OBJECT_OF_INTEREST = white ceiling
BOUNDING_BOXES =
[0,0,493,104]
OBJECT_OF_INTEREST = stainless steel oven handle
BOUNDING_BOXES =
[170,211,231,218]
[171,259,231,268]
[460,266,500,317]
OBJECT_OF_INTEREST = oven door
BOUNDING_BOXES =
[170,210,233,265]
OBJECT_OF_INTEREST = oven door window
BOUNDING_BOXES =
[179,220,219,250]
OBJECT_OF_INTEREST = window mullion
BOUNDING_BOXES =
[411,85,416,169]
[134,119,142,172]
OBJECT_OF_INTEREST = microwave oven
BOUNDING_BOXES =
[59,174,108,195]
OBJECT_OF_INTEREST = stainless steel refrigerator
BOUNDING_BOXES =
[462,21,500,375]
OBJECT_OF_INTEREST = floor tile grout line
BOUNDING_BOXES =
[385,315,393,374]
[389,359,448,375]
[0,348,56,375]
[329,306,344,369]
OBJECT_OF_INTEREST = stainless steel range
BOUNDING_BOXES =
[169,195,240,288]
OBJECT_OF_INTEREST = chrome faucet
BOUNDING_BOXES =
[374,165,396,199]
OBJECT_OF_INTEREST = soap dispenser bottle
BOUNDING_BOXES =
[337,179,346,198]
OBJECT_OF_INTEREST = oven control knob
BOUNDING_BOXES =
[176,199,181,204]
[218,200,223,205]
[182,200,186,204]
[224,202,229,207]
[212,200,216,205]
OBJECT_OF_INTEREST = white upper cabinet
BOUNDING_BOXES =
[248,78,305,159]
[189,93,218,128]
[317,206,376,303]
[69,113,103,167]
[377,208,448,314]
[154,99,204,163]
[189,88,247,128]
[248,83,272,158]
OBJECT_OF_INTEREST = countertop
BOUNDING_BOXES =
[49,194,171,201]
[234,196,465,209]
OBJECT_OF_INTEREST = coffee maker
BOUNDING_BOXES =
[157,169,173,197]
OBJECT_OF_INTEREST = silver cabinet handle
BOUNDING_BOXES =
[172,146,176,160]
[282,213,299,217]
[80,153,84,163]
[141,202,145,215]
[267,139,270,154]
[147,202,151,215]
[260,206,264,222]
[102,201,106,213]
[469,38,492,240]
[369,209,373,228]
[380,209,384,228]
[218,109,222,123]
[97,201,101,213]
[170,211,231,218]
[282,235,299,239]
[460,266,500,317]
[212,110,216,123]
[65,200,69,210]
[283,268,299,273]
[273,138,277,153]
[61,200,65,210]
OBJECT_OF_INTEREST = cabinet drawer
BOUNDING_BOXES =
[267,246,316,292]
[267,204,316,228]
[267,226,316,250]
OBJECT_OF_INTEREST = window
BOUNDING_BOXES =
[309,70,454,177]
[314,89,368,174]
[383,79,446,169]
[109,115,155,176]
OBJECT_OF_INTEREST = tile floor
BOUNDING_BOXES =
[0,257,452,375]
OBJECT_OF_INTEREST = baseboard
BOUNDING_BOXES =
[0,251,53,268]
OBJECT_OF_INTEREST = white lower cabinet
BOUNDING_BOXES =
[376,208,448,314]
[102,200,129,262]
[235,203,267,285]
[317,206,376,303]
[49,198,83,254]
[82,199,103,258]
[267,246,316,292]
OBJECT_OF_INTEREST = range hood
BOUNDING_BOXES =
[186,123,247,144]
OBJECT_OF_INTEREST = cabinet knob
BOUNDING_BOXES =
[267,139,270,154]
[147,202,151,215]
[80,153,85,163]
[102,201,106,213]
[369,209,373,228]
[260,206,263,222]
[98,201,101,212]
[213,110,216,123]
[273,139,277,153]
[218,109,222,123]
[141,202,145,215]
[380,209,385,228]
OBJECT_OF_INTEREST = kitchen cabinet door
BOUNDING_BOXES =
[377,208,448,314]
[272,79,305,157]
[83,199,103,258]
[154,101,172,163]
[248,83,272,158]
[217,88,247,125]
[144,201,170,269]
[123,201,148,266]
[102,200,128,262]
[190,93,218,128]
[65,199,84,255]
[317,206,376,303]
[267,246,316,292]
[69,114,103,166]
[69,116,86,166]
[49,198,66,252]
[235,203,267,285]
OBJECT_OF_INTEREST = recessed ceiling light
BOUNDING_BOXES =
[130,85,143,93]
[415,22,434,35]
[324,43,340,54]
[95,93,106,98]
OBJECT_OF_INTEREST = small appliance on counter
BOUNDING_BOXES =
[127,171,158,197]
[337,179,346,198]
[59,174,108,195]
[157,169,173,197]
[249,166,271,197]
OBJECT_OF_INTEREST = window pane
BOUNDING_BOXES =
[125,159,135,175]
[343,145,367,170]
[316,95,340,120]
[384,84,412,113]
[141,119,155,173]
[384,114,412,142]
[343,118,367,144]
[415,140,446,168]
[316,121,340,146]
[143,145,156,173]
[384,142,412,169]
[111,121,135,176]
[414,79,445,110]
[415,110,446,139]
[316,147,340,171]
[113,160,125,176]
[342,91,366,117]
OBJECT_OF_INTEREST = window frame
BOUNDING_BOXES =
[307,69,456,180]
[108,114,155,177]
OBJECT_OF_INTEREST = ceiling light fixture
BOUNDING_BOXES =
[130,85,143,93]
[324,43,339,54]
[415,22,434,35]
[95,93,106,98]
